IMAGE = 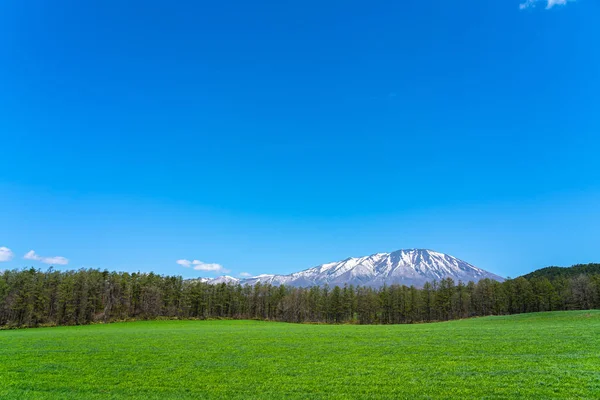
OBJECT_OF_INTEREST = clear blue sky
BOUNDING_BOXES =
[1,0,598,279]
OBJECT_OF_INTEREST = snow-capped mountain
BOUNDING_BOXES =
[198,249,504,288]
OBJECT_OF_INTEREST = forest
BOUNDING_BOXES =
[1,265,599,328]
[522,263,600,280]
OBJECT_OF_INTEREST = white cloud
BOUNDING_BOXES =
[42,256,69,265]
[546,0,569,7]
[0,247,14,262]
[24,250,69,265]
[176,259,192,267]
[24,250,41,261]
[177,259,229,273]
[520,0,572,9]
[239,272,252,277]
[193,261,228,273]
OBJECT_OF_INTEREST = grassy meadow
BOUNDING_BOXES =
[1,311,599,399]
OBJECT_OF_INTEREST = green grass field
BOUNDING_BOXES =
[1,311,599,399]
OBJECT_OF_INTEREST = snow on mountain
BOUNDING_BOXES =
[209,275,240,285]
[197,249,504,288]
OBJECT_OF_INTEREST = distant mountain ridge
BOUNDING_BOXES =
[521,263,600,280]
[195,249,504,288]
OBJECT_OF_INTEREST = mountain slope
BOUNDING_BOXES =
[202,249,504,288]
[521,263,600,280]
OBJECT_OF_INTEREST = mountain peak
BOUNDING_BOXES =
[200,248,503,288]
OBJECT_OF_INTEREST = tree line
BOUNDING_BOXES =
[1,267,599,328]
[522,263,600,280]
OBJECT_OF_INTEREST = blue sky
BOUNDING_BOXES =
[1,0,598,279]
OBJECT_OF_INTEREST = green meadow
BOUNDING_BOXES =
[1,311,599,399]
